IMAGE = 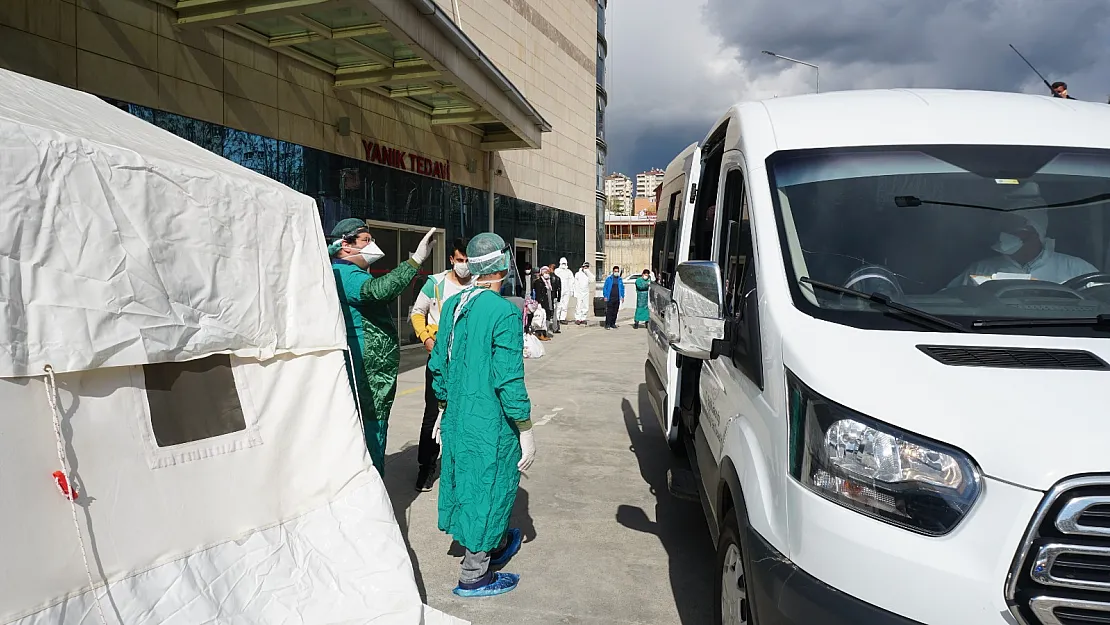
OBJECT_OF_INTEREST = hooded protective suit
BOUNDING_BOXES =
[429,286,532,553]
[554,257,575,321]
[948,207,1097,287]
[573,265,593,321]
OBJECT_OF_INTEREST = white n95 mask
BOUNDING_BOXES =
[359,242,385,265]
[992,232,1023,256]
[454,262,471,279]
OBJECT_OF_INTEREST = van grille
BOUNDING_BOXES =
[918,346,1109,370]
[1008,478,1110,625]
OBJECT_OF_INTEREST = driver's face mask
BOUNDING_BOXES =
[994,232,1024,256]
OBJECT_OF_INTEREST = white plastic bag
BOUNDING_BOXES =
[530,306,548,331]
[523,333,545,359]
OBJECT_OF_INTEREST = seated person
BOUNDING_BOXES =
[948,207,1097,287]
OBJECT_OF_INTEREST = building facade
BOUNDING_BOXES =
[0,0,599,345]
[604,172,632,214]
[636,168,665,198]
[595,0,608,263]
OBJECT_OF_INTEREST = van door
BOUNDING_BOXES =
[696,164,770,523]
[647,144,700,446]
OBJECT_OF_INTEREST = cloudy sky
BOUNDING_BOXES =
[604,0,1110,177]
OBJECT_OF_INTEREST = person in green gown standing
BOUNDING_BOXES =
[427,232,536,597]
[633,268,652,329]
[329,218,435,475]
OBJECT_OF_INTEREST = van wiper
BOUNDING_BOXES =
[800,277,970,333]
[972,314,1110,329]
[895,193,1110,212]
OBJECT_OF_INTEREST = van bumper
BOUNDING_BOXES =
[745,527,925,625]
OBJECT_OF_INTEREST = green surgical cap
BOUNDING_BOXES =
[466,232,510,275]
[330,218,367,239]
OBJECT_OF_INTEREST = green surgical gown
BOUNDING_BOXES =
[332,258,419,475]
[634,277,651,322]
[428,287,532,553]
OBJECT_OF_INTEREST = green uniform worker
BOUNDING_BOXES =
[428,232,536,598]
[329,218,436,475]
[633,270,651,329]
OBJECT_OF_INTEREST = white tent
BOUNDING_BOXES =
[0,67,465,625]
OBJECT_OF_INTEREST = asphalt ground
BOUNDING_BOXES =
[383,304,716,625]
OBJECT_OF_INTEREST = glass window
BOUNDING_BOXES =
[596,43,606,86]
[772,145,1110,336]
[596,93,605,141]
[144,356,246,447]
[597,0,606,35]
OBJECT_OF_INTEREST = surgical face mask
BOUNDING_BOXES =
[358,241,385,265]
[992,232,1024,256]
[453,262,471,279]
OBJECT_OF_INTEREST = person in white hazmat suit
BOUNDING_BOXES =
[572,261,594,325]
[948,205,1097,287]
[554,257,575,324]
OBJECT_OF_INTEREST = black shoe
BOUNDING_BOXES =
[415,464,435,492]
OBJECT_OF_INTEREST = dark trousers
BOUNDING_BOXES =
[418,359,440,467]
[605,297,620,328]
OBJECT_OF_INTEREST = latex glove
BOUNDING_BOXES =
[433,407,443,445]
[411,227,436,265]
[517,429,536,472]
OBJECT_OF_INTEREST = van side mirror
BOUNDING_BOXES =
[666,261,725,360]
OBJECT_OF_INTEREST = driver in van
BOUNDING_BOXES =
[948,206,1098,287]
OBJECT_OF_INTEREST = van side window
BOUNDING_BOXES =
[718,168,761,388]
[144,355,247,447]
[690,155,723,261]
[718,170,752,314]
[660,189,683,287]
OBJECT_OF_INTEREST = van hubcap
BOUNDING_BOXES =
[721,543,749,624]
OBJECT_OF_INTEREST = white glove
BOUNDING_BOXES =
[411,227,436,265]
[517,429,536,472]
[433,407,443,445]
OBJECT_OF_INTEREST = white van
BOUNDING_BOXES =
[653,89,1110,625]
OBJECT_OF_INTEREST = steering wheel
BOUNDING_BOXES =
[1062,272,1110,291]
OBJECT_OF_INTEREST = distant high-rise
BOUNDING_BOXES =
[605,173,633,213]
[636,169,665,199]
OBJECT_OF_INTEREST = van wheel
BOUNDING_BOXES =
[714,510,753,625]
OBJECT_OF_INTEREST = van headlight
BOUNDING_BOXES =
[787,372,982,536]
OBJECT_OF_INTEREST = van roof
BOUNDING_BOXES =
[744,89,1110,153]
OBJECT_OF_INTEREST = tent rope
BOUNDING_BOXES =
[43,365,109,625]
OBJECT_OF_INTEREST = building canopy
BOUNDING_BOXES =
[171,0,552,150]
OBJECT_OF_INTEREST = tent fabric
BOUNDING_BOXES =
[10,481,464,625]
[1,350,467,625]
[0,68,466,625]
[0,67,345,378]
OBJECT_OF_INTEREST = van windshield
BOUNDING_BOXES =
[770,145,1110,336]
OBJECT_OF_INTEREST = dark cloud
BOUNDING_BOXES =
[604,0,1110,178]
[608,119,709,179]
[705,0,1110,94]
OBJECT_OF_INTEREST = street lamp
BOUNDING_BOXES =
[762,50,820,93]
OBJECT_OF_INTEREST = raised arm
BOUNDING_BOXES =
[359,259,419,303]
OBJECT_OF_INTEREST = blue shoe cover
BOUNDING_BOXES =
[453,572,520,597]
[491,528,523,567]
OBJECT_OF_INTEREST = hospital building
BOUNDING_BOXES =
[0,0,608,345]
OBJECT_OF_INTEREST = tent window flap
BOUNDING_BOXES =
[144,355,247,447]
